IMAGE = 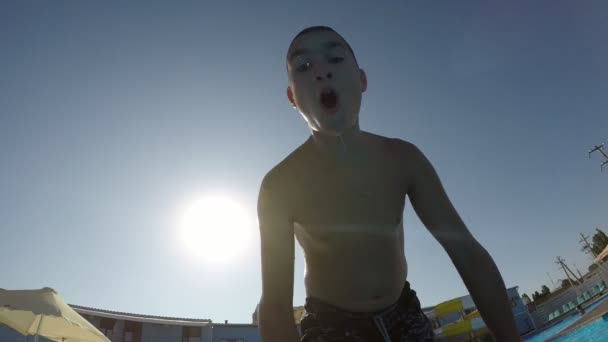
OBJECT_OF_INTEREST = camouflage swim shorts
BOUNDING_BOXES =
[300,282,434,342]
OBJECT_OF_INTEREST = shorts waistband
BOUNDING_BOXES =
[304,281,415,320]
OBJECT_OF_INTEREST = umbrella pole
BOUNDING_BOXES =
[33,315,43,342]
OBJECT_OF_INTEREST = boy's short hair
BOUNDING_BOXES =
[287,26,358,66]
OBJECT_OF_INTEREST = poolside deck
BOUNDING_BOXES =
[547,295,608,341]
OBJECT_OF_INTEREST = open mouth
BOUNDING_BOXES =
[320,88,339,110]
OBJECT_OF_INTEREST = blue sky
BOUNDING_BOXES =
[1,1,607,323]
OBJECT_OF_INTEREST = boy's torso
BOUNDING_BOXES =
[277,132,414,312]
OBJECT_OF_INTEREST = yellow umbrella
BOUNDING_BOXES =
[0,287,109,342]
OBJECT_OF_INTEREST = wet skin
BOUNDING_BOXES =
[263,29,410,312]
[289,132,411,311]
[258,29,522,342]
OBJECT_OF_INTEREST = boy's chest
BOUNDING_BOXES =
[291,159,408,226]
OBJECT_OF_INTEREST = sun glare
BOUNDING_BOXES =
[178,193,253,264]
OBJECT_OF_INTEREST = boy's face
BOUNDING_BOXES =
[286,30,367,136]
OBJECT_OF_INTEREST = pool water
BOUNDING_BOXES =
[553,318,608,341]
[523,314,581,342]
[523,295,608,342]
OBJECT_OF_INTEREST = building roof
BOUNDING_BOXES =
[70,304,212,326]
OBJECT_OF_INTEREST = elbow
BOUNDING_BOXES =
[443,236,486,263]
[257,299,292,327]
[257,303,276,338]
[257,300,299,341]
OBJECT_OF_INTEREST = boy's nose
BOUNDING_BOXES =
[316,72,333,81]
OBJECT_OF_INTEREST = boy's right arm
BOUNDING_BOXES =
[257,177,300,342]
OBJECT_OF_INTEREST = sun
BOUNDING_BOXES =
[177,193,253,264]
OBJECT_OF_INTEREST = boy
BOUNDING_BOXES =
[257,26,520,342]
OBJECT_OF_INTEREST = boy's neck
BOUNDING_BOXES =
[309,124,364,160]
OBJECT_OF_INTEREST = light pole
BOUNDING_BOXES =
[588,143,608,171]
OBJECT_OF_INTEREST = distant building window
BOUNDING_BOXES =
[99,317,116,339]
[182,326,201,342]
[123,320,142,342]
[101,329,113,339]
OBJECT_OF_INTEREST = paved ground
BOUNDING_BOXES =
[548,295,608,341]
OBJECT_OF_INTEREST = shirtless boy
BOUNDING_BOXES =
[257,26,520,342]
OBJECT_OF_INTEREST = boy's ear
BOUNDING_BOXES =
[359,69,368,92]
[287,86,296,108]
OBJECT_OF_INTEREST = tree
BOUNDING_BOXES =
[541,285,551,296]
[533,291,541,301]
[589,263,599,273]
[561,279,572,289]
[591,229,608,256]
[596,229,608,245]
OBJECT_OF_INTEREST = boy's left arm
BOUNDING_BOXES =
[404,143,521,342]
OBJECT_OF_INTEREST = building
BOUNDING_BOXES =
[1,286,534,341]
[0,304,260,342]
[422,286,535,341]
[527,267,608,329]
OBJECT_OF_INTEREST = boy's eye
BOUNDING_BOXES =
[296,61,312,72]
[327,47,346,64]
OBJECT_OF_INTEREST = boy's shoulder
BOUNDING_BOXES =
[363,131,421,159]
[260,140,310,192]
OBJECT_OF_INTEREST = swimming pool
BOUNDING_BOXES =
[553,317,608,341]
[523,295,608,342]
